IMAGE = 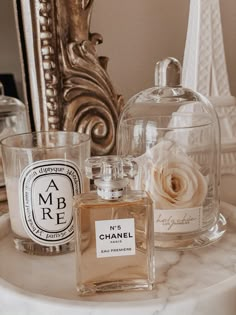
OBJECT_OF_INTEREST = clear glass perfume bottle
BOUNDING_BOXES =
[73,156,155,296]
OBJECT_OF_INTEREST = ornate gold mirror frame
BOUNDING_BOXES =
[14,0,124,155]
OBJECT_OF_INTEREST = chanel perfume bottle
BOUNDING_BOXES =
[73,156,155,296]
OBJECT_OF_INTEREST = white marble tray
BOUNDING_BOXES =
[1,204,236,315]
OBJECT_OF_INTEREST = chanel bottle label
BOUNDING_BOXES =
[95,218,136,258]
[19,159,82,246]
[154,207,203,233]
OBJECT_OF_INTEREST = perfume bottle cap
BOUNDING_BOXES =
[85,156,138,200]
[155,57,181,87]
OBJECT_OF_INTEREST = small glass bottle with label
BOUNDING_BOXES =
[73,156,155,296]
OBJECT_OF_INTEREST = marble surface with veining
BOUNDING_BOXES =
[1,202,236,315]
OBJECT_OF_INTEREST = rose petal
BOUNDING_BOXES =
[134,139,208,209]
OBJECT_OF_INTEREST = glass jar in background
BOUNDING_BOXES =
[117,57,226,250]
[0,85,30,200]
[1,131,90,255]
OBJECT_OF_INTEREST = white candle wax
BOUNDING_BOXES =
[6,177,28,238]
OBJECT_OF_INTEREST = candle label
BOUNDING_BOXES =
[19,159,82,246]
[154,207,203,233]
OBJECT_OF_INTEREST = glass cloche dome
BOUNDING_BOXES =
[117,57,226,250]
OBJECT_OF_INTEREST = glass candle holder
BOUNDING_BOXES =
[1,131,90,255]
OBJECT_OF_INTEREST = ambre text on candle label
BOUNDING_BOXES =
[19,159,82,246]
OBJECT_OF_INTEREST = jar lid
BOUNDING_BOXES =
[117,57,220,160]
[0,95,26,116]
[118,57,218,130]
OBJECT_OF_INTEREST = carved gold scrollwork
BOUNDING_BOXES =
[62,41,123,155]
[56,0,124,155]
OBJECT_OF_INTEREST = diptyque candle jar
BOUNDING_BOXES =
[1,131,90,255]
[73,156,155,296]
[117,57,226,250]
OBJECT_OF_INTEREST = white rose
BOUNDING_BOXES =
[134,140,208,209]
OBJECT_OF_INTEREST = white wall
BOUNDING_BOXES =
[0,0,235,103]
